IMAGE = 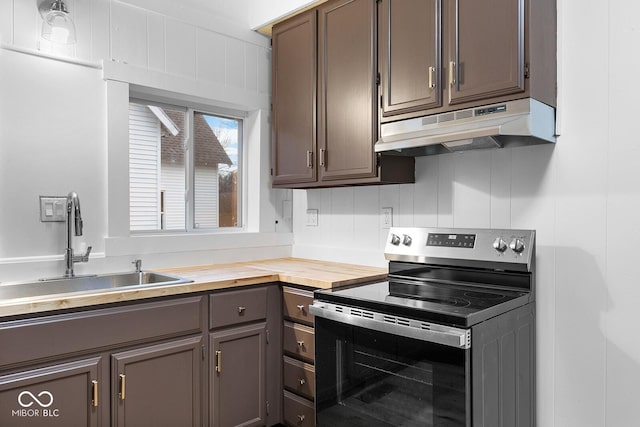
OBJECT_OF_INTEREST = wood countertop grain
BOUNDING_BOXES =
[0,258,386,318]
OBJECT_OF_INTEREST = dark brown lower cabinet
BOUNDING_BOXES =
[112,336,203,427]
[0,357,102,427]
[210,323,267,427]
[0,286,282,427]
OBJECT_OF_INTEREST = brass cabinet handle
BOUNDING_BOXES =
[118,374,126,400]
[238,306,246,314]
[428,66,436,89]
[91,380,98,407]
[298,378,306,386]
[449,61,456,87]
[215,350,222,373]
[297,340,305,348]
[319,148,326,167]
[306,151,313,168]
[297,414,306,422]
[296,304,305,312]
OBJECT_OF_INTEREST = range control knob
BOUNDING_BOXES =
[510,238,525,254]
[390,234,401,246]
[402,234,413,246]
[492,237,508,253]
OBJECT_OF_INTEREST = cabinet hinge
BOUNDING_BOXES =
[201,345,205,361]
[266,401,270,415]
[270,168,273,176]
[524,63,530,79]
[266,329,270,344]
[376,72,381,85]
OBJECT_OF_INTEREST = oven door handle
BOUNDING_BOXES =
[310,301,471,349]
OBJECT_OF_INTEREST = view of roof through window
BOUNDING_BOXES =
[129,102,241,231]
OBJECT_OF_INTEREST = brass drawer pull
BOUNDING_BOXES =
[428,66,436,89]
[449,61,456,86]
[297,414,306,422]
[297,340,305,348]
[91,380,98,407]
[238,306,246,314]
[296,304,305,312]
[306,151,313,168]
[298,378,306,386]
[215,350,222,373]
[118,374,126,400]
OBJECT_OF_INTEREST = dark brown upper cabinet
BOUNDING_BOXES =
[379,0,442,117]
[271,10,317,186]
[271,0,414,188]
[379,0,556,122]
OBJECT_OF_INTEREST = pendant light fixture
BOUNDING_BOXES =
[39,0,77,45]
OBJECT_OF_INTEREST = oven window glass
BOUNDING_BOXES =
[316,318,469,427]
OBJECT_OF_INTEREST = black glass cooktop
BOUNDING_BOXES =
[314,280,532,327]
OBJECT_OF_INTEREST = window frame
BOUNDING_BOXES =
[129,97,245,234]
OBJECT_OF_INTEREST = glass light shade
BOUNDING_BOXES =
[41,9,76,44]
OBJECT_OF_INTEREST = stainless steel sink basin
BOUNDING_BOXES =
[0,272,193,301]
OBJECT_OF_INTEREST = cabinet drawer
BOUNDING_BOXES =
[283,286,314,326]
[283,321,315,363]
[283,355,315,400]
[0,296,205,369]
[283,390,315,427]
[209,287,267,329]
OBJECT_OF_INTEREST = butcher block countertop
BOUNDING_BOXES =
[0,258,387,318]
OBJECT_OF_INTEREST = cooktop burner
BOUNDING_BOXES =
[316,280,531,327]
[387,280,515,308]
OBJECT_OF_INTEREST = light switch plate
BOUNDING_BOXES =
[40,196,67,222]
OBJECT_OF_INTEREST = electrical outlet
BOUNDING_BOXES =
[381,207,393,229]
[306,209,319,226]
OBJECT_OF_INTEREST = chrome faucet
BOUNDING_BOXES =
[65,191,92,278]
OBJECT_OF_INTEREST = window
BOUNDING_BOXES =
[128,101,242,232]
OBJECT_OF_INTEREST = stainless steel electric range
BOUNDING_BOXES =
[310,227,536,427]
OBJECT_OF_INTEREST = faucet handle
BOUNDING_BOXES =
[82,246,92,261]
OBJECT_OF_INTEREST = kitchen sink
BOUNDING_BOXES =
[0,272,193,301]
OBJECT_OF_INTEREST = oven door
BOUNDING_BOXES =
[311,302,471,427]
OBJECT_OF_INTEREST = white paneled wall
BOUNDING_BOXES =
[0,0,291,282]
[1,0,271,108]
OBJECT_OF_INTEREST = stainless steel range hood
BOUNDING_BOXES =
[375,98,556,156]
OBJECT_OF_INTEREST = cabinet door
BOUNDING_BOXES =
[272,10,317,185]
[379,0,442,117]
[446,0,525,105]
[210,323,267,427]
[0,357,101,427]
[318,0,377,182]
[112,336,202,427]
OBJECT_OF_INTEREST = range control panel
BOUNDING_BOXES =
[385,227,535,271]
[426,233,476,248]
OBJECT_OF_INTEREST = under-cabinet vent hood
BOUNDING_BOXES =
[375,98,556,156]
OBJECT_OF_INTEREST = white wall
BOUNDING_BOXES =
[0,0,292,282]
[247,0,326,30]
[291,0,640,426]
